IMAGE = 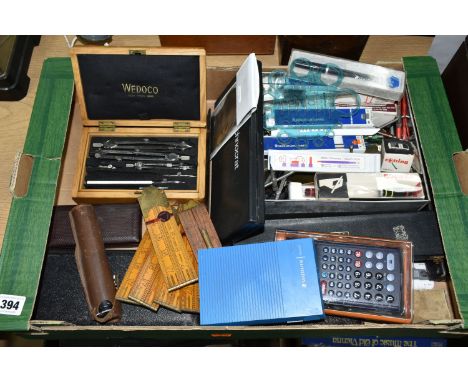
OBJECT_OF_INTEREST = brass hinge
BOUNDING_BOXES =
[173,121,190,132]
[99,121,116,131]
[129,49,146,55]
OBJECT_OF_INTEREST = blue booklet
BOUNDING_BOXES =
[198,238,324,326]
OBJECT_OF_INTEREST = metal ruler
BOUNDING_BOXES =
[138,187,198,291]
[116,231,152,304]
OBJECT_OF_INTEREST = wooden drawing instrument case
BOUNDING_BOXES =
[70,47,207,202]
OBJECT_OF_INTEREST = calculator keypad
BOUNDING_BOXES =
[316,241,402,313]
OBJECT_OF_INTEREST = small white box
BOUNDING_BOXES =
[381,139,414,173]
[288,182,316,200]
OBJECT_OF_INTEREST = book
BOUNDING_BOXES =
[198,238,324,325]
[302,336,447,347]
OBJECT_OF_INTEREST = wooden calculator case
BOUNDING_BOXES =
[70,46,207,202]
[275,230,413,324]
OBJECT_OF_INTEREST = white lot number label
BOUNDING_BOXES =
[0,294,26,316]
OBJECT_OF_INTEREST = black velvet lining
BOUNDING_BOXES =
[85,136,198,190]
[32,250,362,327]
[77,54,200,121]
[32,251,200,326]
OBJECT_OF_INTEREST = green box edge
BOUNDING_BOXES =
[403,55,468,329]
[0,57,74,331]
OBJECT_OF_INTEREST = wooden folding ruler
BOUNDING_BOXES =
[138,187,198,291]
[152,272,200,313]
[116,231,153,305]
[152,231,200,313]
[117,221,199,312]
[127,232,161,312]
[178,204,221,258]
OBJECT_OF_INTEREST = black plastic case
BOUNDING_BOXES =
[238,210,444,261]
[209,61,264,243]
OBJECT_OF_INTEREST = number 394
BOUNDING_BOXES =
[0,299,20,310]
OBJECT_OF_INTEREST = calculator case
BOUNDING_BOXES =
[70,47,207,202]
[208,59,265,243]
[275,230,413,324]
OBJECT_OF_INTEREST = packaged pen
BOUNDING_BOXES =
[288,49,406,101]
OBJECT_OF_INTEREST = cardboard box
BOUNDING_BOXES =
[0,56,466,339]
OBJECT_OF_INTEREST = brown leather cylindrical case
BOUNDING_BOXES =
[69,204,121,323]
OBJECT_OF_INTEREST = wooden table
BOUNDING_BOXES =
[0,35,433,252]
